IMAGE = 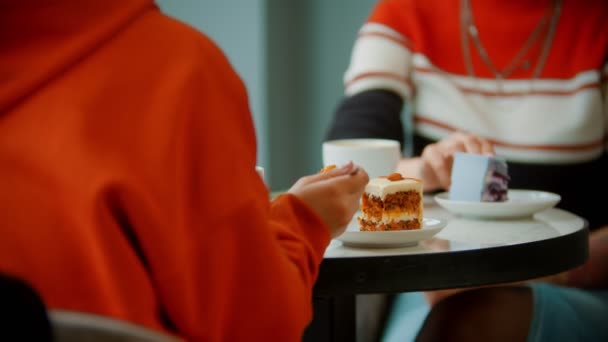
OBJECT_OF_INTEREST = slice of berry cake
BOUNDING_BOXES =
[450,152,510,202]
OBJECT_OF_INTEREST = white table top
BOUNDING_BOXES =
[325,196,586,258]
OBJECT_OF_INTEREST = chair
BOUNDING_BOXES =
[49,310,183,342]
[0,273,182,341]
[0,273,53,340]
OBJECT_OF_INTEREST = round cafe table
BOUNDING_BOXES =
[303,197,589,342]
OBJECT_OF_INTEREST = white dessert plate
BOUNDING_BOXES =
[434,189,561,219]
[336,217,448,248]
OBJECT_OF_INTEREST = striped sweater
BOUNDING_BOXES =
[328,0,608,228]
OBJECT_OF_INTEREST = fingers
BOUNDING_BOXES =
[301,161,369,190]
[317,165,369,194]
[289,162,368,198]
[306,162,355,183]
[422,146,451,189]
[448,132,495,155]
[340,166,369,194]
[479,138,495,155]
[419,132,495,190]
[461,135,482,154]
[287,165,369,238]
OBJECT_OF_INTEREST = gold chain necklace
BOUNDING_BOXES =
[460,0,562,93]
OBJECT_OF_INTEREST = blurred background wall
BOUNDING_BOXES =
[157,0,377,190]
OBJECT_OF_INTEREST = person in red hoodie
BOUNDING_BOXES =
[0,1,369,341]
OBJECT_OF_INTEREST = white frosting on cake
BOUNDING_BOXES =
[360,212,419,223]
[364,177,423,198]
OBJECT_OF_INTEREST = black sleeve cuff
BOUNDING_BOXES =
[325,89,406,147]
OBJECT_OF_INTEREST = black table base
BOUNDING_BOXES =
[303,296,355,342]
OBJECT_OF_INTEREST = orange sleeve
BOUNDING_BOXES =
[120,29,331,340]
[366,0,418,43]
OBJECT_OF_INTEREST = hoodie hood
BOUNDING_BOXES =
[0,0,156,113]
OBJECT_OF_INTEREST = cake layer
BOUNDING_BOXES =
[360,191,422,220]
[360,211,419,223]
[358,217,421,231]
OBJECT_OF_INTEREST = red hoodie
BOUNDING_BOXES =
[0,1,330,340]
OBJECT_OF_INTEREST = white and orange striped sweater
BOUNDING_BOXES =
[328,0,608,228]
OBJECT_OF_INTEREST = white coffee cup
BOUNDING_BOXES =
[322,139,401,178]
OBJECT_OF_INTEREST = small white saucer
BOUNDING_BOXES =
[336,217,447,248]
[434,189,561,219]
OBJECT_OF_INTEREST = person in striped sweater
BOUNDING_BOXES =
[327,0,608,340]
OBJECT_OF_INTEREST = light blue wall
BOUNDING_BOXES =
[305,0,378,171]
[157,0,377,190]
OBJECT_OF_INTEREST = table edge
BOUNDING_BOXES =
[313,219,589,295]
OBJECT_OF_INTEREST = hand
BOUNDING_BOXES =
[288,162,369,238]
[419,132,494,191]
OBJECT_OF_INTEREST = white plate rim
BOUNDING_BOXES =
[336,217,448,248]
[434,189,561,219]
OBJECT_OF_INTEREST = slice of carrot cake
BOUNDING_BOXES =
[358,173,423,231]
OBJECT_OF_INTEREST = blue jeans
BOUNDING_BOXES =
[382,284,608,342]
